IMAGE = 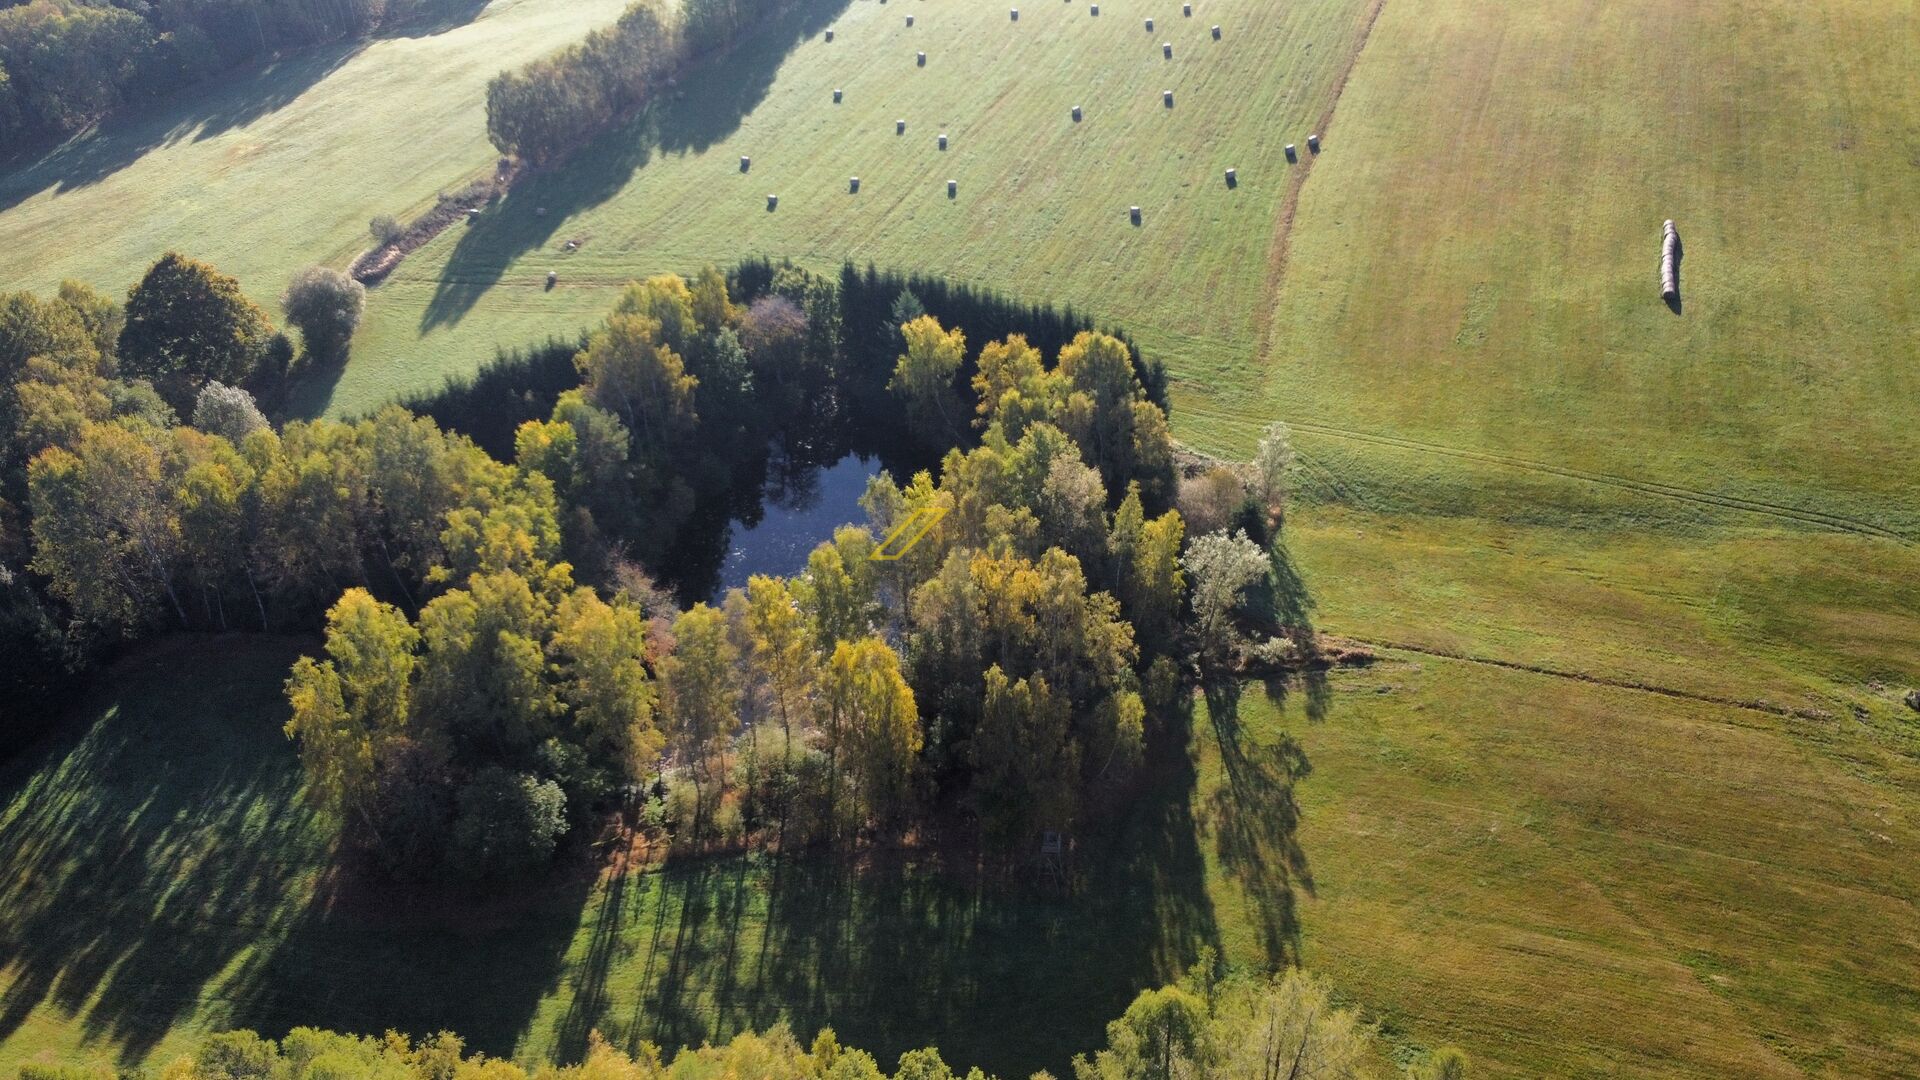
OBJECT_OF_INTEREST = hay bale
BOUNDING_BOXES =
[1307,134,1320,152]
[897,118,907,134]
[833,88,843,103]
[1211,23,1221,38]
[948,179,958,197]
[740,155,751,172]
[938,133,948,150]
[1284,143,1297,161]
[1130,206,1142,225]
[850,177,861,193]
[1011,8,1019,19]
[767,194,778,211]
[1072,105,1083,121]
[906,13,913,25]
[1163,89,1174,107]
[825,27,834,41]
[1183,2,1192,14]
[917,50,926,66]
[1163,42,1173,58]
[1225,167,1237,187]
[1090,4,1098,15]
[1661,220,1680,301]
[546,270,558,285]
[1144,16,1154,30]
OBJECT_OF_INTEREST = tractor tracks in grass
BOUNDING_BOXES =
[1250,0,1390,358]
[1341,635,1837,724]
[1181,403,1915,545]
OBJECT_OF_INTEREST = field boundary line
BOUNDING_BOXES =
[1250,0,1390,357]
[1181,404,1914,544]
[1338,635,1835,723]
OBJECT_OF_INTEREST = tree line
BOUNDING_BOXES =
[483,0,793,165]
[13,959,1469,1080]
[4,253,1301,872]
[0,0,447,149]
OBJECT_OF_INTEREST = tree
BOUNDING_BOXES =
[1208,969,1383,1080]
[889,315,966,446]
[970,334,1056,437]
[1075,986,1209,1080]
[971,666,1077,850]
[449,767,568,877]
[191,382,269,442]
[118,253,273,413]
[738,575,816,746]
[821,635,921,830]
[412,570,565,761]
[1253,422,1294,516]
[283,589,419,837]
[659,603,741,786]
[576,308,697,451]
[551,587,661,783]
[28,420,187,632]
[281,266,366,362]
[1183,529,1270,671]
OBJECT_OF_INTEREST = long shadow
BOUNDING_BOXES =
[545,708,1218,1079]
[0,637,324,1063]
[1201,680,1314,969]
[418,0,851,333]
[0,0,491,212]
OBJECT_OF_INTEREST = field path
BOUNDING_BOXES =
[1180,403,1916,544]
[1250,0,1391,357]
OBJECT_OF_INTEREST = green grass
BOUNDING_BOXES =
[324,0,1379,417]
[7,628,1917,1079]
[0,0,629,307]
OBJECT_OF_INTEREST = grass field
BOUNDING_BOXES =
[5,629,1916,1079]
[0,0,628,306]
[3,0,1919,1075]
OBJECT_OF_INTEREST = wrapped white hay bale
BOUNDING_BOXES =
[1144,16,1154,30]
[825,27,834,41]
[1307,134,1320,152]
[1163,42,1173,58]
[1090,4,1098,14]
[1225,167,1237,187]
[906,14,913,25]
[740,155,751,172]
[767,194,778,210]
[938,133,948,149]
[1661,220,1681,301]
[1183,2,1192,14]
[850,177,861,193]
[833,88,843,102]
[1072,105,1083,121]
[1211,24,1221,38]
[948,179,958,197]
[1285,143,1297,161]
[917,50,926,66]
[1011,8,1019,19]
[1130,205,1142,224]
[897,118,907,134]
[1163,89,1174,106]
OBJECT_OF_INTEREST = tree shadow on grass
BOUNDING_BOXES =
[547,710,1219,1079]
[0,0,493,214]
[1201,677,1316,972]
[0,637,325,1064]
[417,0,851,334]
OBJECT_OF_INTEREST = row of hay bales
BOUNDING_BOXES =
[762,2,1294,225]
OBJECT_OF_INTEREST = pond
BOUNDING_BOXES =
[714,451,879,595]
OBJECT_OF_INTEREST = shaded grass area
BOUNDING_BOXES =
[0,638,1232,1080]
[0,0,630,306]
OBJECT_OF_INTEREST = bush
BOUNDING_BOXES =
[449,767,568,877]
[281,266,366,362]
[369,215,404,245]
[191,381,270,442]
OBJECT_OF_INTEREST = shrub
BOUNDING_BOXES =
[281,266,366,362]
[449,767,568,877]
[369,215,404,245]
[191,381,269,442]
